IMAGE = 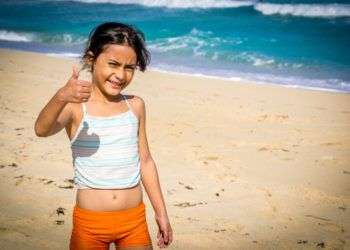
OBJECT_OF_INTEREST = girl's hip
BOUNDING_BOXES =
[70,201,152,249]
[72,201,146,223]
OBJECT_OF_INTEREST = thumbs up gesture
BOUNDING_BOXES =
[58,66,92,103]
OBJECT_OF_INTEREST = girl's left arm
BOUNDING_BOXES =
[136,96,173,248]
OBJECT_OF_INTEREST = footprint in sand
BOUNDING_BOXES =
[186,217,199,222]
[0,226,30,238]
[0,162,19,168]
[178,181,194,190]
[274,114,289,121]
[166,189,176,195]
[343,170,350,175]
[257,146,291,154]
[54,178,74,189]
[318,222,345,233]
[173,201,207,208]
[55,220,64,225]
[320,142,342,146]
[38,177,55,185]
[57,184,74,189]
[13,174,32,186]
[201,156,219,166]
[214,229,227,233]
[257,114,289,122]
[338,206,346,211]
[316,242,325,248]
[257,114,268,122]
[258,146,269,152]
[305,215,345,233]
[297,240,308,245]
[259,188,278,214]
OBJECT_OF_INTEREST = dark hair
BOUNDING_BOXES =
[82,22,151,72]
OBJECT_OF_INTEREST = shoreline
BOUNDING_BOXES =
[3,46,350,94]
[148,67,350,94]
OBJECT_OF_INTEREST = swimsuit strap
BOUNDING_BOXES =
[81,102,87,116]
[122,94,131,110]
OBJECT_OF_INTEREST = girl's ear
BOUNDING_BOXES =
[86,51,95,65]
[83,51,95,72]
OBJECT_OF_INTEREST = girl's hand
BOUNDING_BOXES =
[155,214,173,248]
[58,66,92,103]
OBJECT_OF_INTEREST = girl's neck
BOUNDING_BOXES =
[90,84,123,104]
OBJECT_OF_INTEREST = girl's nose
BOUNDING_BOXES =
[113,67,126,82]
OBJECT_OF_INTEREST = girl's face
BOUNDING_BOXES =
[91,44,137,97]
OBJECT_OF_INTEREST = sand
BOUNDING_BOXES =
[0,48,349,249]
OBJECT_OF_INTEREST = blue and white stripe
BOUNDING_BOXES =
[70,95,140,189]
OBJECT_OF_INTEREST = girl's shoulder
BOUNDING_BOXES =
[123,94,146,119]
[67,102,84,127]
[62,102,83,140]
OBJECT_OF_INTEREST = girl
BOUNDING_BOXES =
[34,22,173,249]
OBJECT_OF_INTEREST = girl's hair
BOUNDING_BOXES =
[82,22,151,72]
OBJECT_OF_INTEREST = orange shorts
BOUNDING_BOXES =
[70,202,152,250]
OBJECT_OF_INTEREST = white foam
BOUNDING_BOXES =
[149,28,209,53]
[67,0,254,8]
[148,28,237,59]
[211,52,219,61]
[0,29,87,45]
[46,52,81,58]
[253,58,274,66]
[48,33,87,45]
[0,30,34,42]
[60,0,350,18]
[254,3,350,18]
[148,65,350,93]
[148,40,188,52]
[234,52,276,67]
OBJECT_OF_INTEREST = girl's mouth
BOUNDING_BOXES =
[107,79,122,89]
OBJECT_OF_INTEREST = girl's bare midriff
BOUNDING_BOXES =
[76,183,143,211]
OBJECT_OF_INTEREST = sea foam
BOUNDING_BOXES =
[66,0,254,9]
[254,3,350,18]
[61,0,350,18]
[0,30,34,42]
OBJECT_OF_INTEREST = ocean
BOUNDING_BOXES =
[0,0,349,92]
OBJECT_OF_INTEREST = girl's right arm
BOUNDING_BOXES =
[34,67,92,137]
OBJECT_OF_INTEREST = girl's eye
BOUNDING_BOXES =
[108,62,135,72]
[126,67,136,71]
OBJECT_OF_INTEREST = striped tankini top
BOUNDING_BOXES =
[70,95,140,189]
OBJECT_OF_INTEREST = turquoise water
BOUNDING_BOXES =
[0,0,349,92]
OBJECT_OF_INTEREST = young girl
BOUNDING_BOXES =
[34,22,173,249]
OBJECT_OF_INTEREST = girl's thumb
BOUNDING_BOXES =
[72,66,79,79]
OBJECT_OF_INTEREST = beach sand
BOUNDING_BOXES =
[0,48,349,249]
